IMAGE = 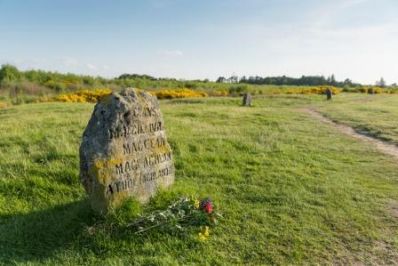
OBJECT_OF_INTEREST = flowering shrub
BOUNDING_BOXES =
[361,86,383,94]
[148,86,344,98]
[207,89,229,97]
[35,96,52,103]
[345,86,390,94]
[126,196,221,241]
[283,86,341,95]
[149,89,208,99]
[54,88,112,103]
[12,85,354,106]
[0,102,8,109]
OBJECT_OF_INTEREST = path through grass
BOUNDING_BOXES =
[316,94,398,145]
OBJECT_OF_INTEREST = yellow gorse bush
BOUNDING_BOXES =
[345,86,397,94]
[284,86,341,95]
[149,89,208,99]
[42,86,347,105]
[358,86,384,94]
[54,88,112,103]
[207,89,229,97]
[52,88,207,104]
[0,102,8,109]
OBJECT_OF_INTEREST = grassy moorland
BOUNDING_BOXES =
[1,94,398,265]
[316,94,398,145]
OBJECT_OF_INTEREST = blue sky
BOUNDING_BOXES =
[0,0,397,84]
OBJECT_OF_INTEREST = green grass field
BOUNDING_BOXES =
[1,94,398,265]
[316,94,398,145]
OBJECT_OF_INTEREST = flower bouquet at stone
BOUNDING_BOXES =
[126,196,221,240]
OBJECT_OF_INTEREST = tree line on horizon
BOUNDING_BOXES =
[0,64,392,88]
[216,75,390,88]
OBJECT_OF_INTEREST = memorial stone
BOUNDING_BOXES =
[80,88,174,213]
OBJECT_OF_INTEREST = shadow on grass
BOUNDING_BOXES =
[0,198,201,264]
[0,200,96,264]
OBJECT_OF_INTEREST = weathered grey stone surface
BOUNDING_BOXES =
[80,88,174,214]
[326,88,332,100]
[242,93,252,106]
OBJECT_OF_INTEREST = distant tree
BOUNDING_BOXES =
[118,73,156,80]
[185,82,198,89]
[343,78,353,86]
[0,64,21,84]
[239,74,360,87]
[327,74,336,86]
[228,75,239,83]
[376,77,386,87]
[216,76,226,83]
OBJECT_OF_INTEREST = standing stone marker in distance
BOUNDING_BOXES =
[242,93,252,106]
[325,88,332,100]
[80,88,175,214]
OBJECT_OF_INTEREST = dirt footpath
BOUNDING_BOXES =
[304,108,398,160]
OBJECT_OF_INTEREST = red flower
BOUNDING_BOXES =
[204,202,213,213]
[200,198,214,214]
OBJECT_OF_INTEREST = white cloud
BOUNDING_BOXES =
[340,0,368,9]
[157,49,183,57]
[59,56,79,67]
[86,63,97,70]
